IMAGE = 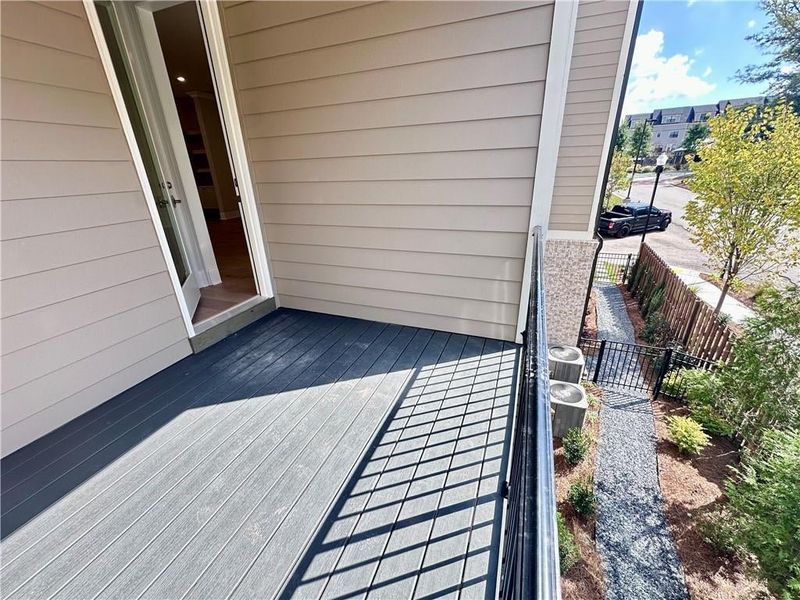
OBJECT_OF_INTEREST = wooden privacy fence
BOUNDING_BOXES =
[628,244,736,362]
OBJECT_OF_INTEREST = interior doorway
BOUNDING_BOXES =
[150,2,257,324]
[93,0,259,330]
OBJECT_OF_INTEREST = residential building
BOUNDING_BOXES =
[0,1,638,597]
[624,96,768,153]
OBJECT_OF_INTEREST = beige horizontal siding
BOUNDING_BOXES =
[0,1,190,457]
[549,0,630,234]
[242,83,545,137]
[222,1,554,340]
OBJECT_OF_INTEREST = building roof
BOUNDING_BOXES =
[625,96,767,123]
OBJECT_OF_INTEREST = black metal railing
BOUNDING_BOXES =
[595,252,637,284]
[579,337,715,398]
[499,227,560,600]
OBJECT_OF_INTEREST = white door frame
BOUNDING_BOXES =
[197,1,274,301]
[84,0,274,338]
[133,2,222,287]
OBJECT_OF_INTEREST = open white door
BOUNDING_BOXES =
[94,1,201,317]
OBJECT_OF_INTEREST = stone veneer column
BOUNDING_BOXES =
[544,238,599,345]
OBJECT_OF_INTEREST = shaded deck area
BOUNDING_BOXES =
[1,309,519,599]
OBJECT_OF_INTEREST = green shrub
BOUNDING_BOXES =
[568,476,596,517]
[698,509,739,557]
[660,369,684,397]
[713,284,800,445]
[642,311,672,345]
[644,284,666,318]
[562,427,591,466]
[666,368,734,436]
[666,415,710,455]
[557,512,580,574]
[724,428,800,597]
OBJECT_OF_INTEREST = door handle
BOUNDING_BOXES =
[162,181,182,206]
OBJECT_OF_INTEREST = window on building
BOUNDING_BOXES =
[663,114,682,124]
[669,131,679,138]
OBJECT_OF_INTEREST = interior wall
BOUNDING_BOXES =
[220,1,554,341]
[0,1,191,457]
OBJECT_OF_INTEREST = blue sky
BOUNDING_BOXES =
[623,0,770,114]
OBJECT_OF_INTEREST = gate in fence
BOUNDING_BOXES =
[595,252,637,285]
[579,337,715,398]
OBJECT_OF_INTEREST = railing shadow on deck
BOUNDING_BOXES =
[280,347,519,600]
[0,310,500,541]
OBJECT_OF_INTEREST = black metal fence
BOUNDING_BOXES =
[499,227,560,600]
[595,252,637,285]
[579,337,715,398]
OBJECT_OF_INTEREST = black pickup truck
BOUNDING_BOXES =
[597,202,672,237]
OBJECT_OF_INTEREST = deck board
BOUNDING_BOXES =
[0,309,518,600]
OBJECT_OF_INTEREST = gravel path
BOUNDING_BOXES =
[592,282,689,600]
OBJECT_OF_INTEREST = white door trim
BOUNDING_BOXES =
[197,1,275,301]
[133,3,222,286]
[514,0,579,343]
[84,0,194,337]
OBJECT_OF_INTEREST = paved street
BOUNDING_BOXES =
[601,180,709,273]
[601,180,800,285]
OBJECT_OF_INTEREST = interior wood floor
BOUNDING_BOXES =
[193,217,257,324]
[1,310,518,600]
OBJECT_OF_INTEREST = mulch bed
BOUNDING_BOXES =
[652,397,773,599]
[617,283,650,345]
[555,383,604,600]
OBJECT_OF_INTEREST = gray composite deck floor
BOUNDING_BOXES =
[0,309,519,600]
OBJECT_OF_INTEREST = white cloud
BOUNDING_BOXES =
[623,29,716,114]
[747,19,757,28]
[694,48,705,56]
[703,66,713,77]
[687,0,698,6]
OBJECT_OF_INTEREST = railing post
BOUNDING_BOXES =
[593,340,607,383]
[654,347,673,398]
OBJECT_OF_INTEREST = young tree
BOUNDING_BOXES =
[682,122,710,154]
[686,101,800,314]
[736,0,800,101]
[628,121,652,158]
[625,121,652,197]
[615,124,630,152]
[604,150,631,208]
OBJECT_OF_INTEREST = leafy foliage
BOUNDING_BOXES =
[557,512,581,574]
[562,427,591,467]
[736,0,800,101]
[641,312,671,346]
[686,101,800,314]
[724,428,800,597]
[681,369,735,437]
[628,121,652,158]
[714,284,800,445]
[643,284,666,319]
[568,476,596,517]
[615,123,630,152]
[683,122,710,154]
[604,149,632,208]
[667,415,711,455]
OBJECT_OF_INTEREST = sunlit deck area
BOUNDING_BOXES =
[1,309,519,599]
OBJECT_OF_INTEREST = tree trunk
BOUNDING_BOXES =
[714,270,732,315]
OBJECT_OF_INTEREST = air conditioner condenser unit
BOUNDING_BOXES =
[549,380,588,438]
[548,345,585,384]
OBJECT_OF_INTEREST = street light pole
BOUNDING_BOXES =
[641,153,669,247]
